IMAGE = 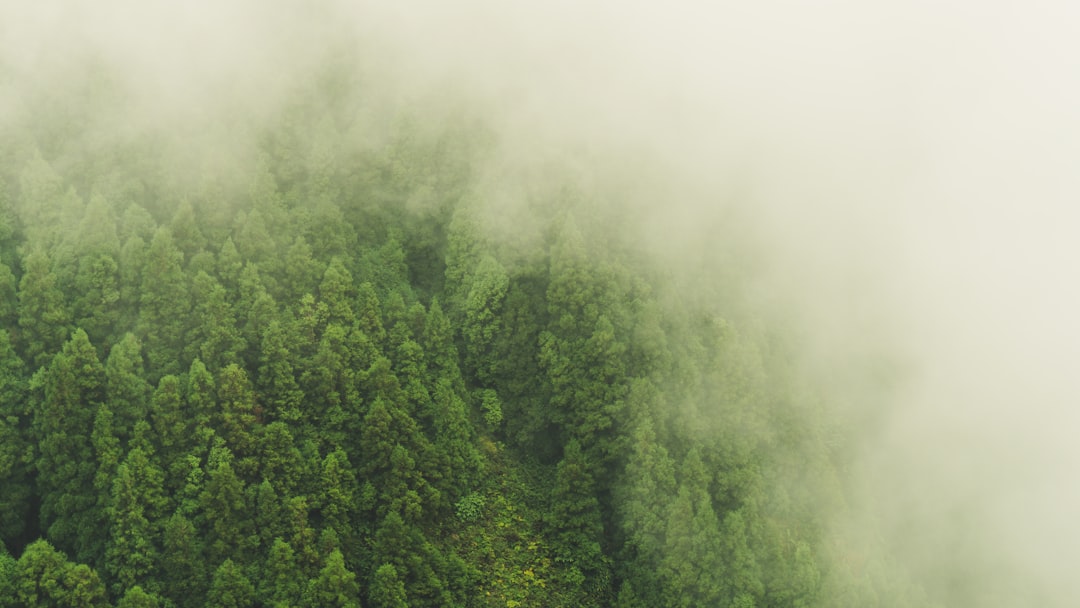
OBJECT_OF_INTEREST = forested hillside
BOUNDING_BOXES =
[0,50,928,607]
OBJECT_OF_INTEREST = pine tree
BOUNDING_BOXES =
[0,330,31,541]
[260,538,302,608]
[199,449,252,565]
[206,559,255,608]
[301,549,360,608]
[318,448,360,551]
[106,458,158,596]
[257,320,304,424]
[138,227,190,381]
[32,329,106,561]
[461,253,509,384]
[17,250,71,368]
[254,422,305,499]
[215,364,260,479]
[369,563,408,608]
[159,513,206,608]
[71,192,122,345]
[549,439,608,600]
[282,236,324,304]
[0,255,17,334]
[105,332,151,443]
[185,272,244,374]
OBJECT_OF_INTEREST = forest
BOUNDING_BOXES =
[0,34,937,608]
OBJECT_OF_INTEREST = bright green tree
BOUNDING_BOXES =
[116,585,162,608]
[15,539,108,608]
[369,563,408,608]
[17,250,71,368]
[138,227,190,381]
[206,559,255,608]
[260,538,302,608]
[300,549,360,608]
[104,332,151,443]
[199,449,252,565]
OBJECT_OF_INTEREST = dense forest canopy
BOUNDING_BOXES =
[6,2,1079,607]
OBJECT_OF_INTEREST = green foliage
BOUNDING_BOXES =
[206,559,255,608]
[369,563,408,608]
[455,492,486,523]
[0,59,927,608]
[116,585,162,608]
[261,537,303,607]
[301,549,361,608]
[15,539,109,607]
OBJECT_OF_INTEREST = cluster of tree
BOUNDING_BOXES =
[0,59,934,607]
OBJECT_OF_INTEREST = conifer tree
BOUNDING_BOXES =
[33,329,105,561]
[199,449,252,565]
[116,585,162,608]
[106,458,158,596]
[17,250,71,368]
[301,549,361,608]
[138,227,190,380]
[215,364,260,479]
[206,559,255,608]
[257,320,304,424]
[0,330,31,541]
[105,332,151,443]
[548,438,607,599]
[159,513,205,608]
[369,563,408,608]
[260,538,302,608]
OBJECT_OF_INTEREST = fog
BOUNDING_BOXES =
[4,1,1080,604]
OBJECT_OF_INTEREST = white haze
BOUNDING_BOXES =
[4,1,1080,604]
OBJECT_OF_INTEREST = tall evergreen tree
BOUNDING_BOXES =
[206,559,255,608]
[159,513,206,608]
[32,329,105,561]
[17,250,71,369]
[301,549,361,608]
[138,227,190,381]
[0,330,31,541]
[105,332,151,444]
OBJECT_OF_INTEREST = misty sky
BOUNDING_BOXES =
[4,1,1080,603]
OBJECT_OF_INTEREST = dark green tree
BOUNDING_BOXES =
[199,448,252,565]
[548,439,608,602]
[0,544,16,608]
[32,329,105,561]
[0,331,31,541]
[159,513,206,608]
